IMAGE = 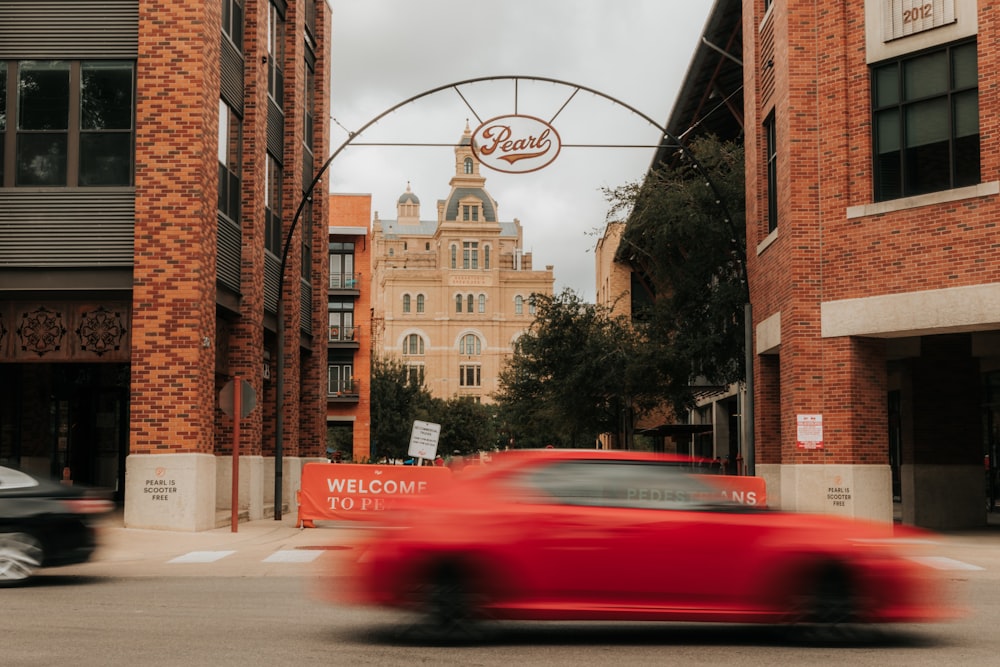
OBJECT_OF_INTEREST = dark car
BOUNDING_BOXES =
[0,465,114,586]
[327,449,958,640]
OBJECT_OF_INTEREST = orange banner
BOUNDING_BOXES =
[297,463,453,525]
[695,474,767,507]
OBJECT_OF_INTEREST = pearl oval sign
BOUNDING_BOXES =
[471,115,562,174]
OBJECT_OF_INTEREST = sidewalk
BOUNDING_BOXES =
[66,512,362,578]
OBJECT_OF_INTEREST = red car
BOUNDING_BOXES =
[327,449,955,639]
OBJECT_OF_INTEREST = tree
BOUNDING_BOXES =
[369,355,435,462]
[426,397,500,457]
[603,135,746,411]
[494,289,670,449]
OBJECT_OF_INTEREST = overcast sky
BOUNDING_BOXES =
[328,0,714,301]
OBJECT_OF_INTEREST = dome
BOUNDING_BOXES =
[397,182,420,205]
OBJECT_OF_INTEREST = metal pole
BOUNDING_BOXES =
[744,303,755,476]
[274,307,284,520]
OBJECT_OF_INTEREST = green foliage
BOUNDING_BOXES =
[369,355,435,462]
[604,135,747,410]
[494,290,671,449]
[370,356,501,462]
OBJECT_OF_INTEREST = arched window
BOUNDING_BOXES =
[484,245,490,269]
[455,294,463,312]
[478,294,486,313]
[515,295,524,315]
[464,157,473,174]
[450,245,457,269]
[460,333,481,355]
[402,294,411,313]
[416,294,425,313]
[466,294,474,312]
[529,295,537,315]
[403,334,424,355]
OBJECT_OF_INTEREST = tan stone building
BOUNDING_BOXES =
[371,124,554,402]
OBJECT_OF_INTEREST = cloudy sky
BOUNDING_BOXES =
[327,1,714,300]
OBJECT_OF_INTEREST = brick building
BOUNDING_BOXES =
[744,0,1000,528]
[370,124,554,405]
[0,0,332,530]
[327,194,372,462]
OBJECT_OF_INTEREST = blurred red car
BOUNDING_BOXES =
[327,449,955,638]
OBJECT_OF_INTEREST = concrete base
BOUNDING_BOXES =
[216,455,265,519]
[758,463,893,523]
[124,453,216,531]
[901,464,985,530]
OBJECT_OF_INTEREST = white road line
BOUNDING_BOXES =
[908,556,985,571]
[168,550,237,563]
[262,550,323,563]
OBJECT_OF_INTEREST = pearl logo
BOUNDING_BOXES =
[471,115,561,174]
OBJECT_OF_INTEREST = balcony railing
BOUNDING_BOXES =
[329,272,361,290]
[328,325,359,343]
[328,378,361,398]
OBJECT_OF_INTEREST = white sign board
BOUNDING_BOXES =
[796,414,824,450]
[408,420,441,460]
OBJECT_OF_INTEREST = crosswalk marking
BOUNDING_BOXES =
[908,556,985,571]
[168,550,236,563]
[263,549,323,563]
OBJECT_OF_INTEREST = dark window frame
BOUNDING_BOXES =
[871,39,979,202]
[2,59,135,188]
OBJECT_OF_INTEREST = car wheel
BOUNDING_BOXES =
[789,562,868,643]
[0,532,44,587]
[410,562,490,644]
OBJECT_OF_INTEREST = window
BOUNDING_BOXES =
[518,461,713,510]
[328,301,354,341]
[300,197,312,280]
[528,295,536,315]
[464,157,473,174]
[459,364,481,387]
[328,242,354,288]
[402,294,411,313]
[403,333,424,355]
[484,245,490,269]
[466,294,474,312]
[405,364,425,386]
[222,0,244,51]
[450,245,457,269]
[515,295,523,315]
[218,100,242,222]
[462,204,479,221]
[872,40,979,201]
[265,154,282,253]
[478,294,486,313]
[80,62,134,186]
[455,294,463,313]
[3,60,134,187]
[328,364,353,394]
[460,333,481,355]
[764,111,777,233]
[416,294,425,313]
[463,241,479,269]
[267,2,285,108]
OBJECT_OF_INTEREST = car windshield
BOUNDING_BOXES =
[513,460,732,511]
[0,466,41,490]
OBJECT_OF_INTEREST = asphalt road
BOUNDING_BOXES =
[5,520,1000,666]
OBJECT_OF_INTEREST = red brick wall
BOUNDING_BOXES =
[744,0,999,465]
[131,0,222,455]
[328,194,373,461]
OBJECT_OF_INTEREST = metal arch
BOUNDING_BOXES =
[283,74,744,287]
[272,75,745,520]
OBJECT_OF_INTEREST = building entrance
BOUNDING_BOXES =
[0,363,129,501]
